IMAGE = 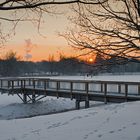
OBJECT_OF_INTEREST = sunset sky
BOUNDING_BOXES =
[1,6,79,62]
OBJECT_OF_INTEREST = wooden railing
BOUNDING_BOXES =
[0,78,140,96]
[0,78,140,108]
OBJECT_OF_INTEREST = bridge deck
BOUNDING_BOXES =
[0,78,140,109]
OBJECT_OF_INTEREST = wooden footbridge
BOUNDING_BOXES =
[0,77,140,109]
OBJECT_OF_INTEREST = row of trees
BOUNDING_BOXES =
[0,51,85,76]
[0,51,139,77]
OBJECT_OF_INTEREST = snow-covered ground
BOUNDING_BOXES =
[0,95,75,120]
[0,75,140,140]
[0,101,140,140]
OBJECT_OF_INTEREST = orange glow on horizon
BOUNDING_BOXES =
[2,43,98,62]
[2,44,79,62]
[88,58,94,63]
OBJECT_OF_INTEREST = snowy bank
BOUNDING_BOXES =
[0,101,140,140]
[0,95,75,120]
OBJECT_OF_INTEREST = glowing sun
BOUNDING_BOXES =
[89,58,94,63]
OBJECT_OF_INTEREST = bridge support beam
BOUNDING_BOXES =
[23,94,27,104]
[32,94,36,103]
[85,101,89,108]
[75,100,80,110]
[104,98,107,104]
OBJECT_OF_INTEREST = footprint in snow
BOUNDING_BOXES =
[70,116,82,121]
[84,115,89,118]
[114,110,118,114]
[118,128,122,132]
[88,112,98,116]
[109,130,115,134]
[98,134,103,138]
[31,129,41,134]
[132,122,137,126]
[61,121,69,126]
[47,122,61,129]
[94,129,98,132]
[122,126,126,129]
[106,117,110,122]
[84,134,88,139]
[83,132,94,139]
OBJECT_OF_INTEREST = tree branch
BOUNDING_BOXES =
[0,0,108,10]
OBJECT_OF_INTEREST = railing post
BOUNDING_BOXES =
[32,93,36,103]
[37,80,41,88]
[0,80,2,88]
[33,80,35,89]
[104,83,107,104]
[75,100,80,110]
[23,93,27,104]
[32,79,36,103]
[56,81,60,98]
[47,80,49,89]
[8,80,10,89]
[70,82,73,100]
[23,80,26,89]
[0,80,1,88]
[125,84,128,102]
[101,83,103,93]
[12,80,14,89]
[17,80,20,87]
[21,79,27,104]
[44,80,47,90]
[85,82,89,108]
[118,84,121,94]
[138,85,140,95]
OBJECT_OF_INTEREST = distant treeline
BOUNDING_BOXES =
[0,51,140,77]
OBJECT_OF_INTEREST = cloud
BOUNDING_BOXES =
[24,39,33,60]
[24,53,32,60]
[24,38,38,60]
[25,39,32,52]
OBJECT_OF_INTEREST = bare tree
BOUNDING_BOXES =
[0,51,20,76]
[0,0,107,47]
[64,0,140,63]
[0,0,108,10]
